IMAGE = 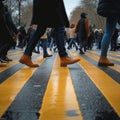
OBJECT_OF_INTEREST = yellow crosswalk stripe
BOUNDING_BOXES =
[0,50,23,72]
[90,50,120,61]
[0,52,40,73]
[71,51,120,117]
[0,57,44,117]
[0,60,18,72]
[39,54,83,120]
[85,52,120,73]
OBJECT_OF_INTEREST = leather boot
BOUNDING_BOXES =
[19,55,39,67]
[60,56,80,67]
[98,56,114,66]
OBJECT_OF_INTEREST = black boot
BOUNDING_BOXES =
[79,48,84,54]
[43,54,52,58]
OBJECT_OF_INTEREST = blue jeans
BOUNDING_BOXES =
[24,26,67,57]
[49,37,54,50]
[41,38,48,56]
[68,38,78,49]
[101,16,118,56]
[36,40,41,51]
[54,26,67,57]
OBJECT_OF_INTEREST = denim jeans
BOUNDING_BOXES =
[24,25,67,57]
[53,26,67,57]
[41,38,48,56]
[49,37,54,50]
[68,38,78,49]
[36,40,41,51]
[24,26,46,56]
[101,16,119,56]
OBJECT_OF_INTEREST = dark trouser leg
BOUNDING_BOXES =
[24,25,46,56]
[41,39,48,56]
[54,26,67,57]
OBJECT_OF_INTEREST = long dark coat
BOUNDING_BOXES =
[31,0,69,28]
[97,0,120,17]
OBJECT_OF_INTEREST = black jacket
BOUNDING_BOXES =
[31,0,69,27]
[97,0,120,17]
[5,11,18,34]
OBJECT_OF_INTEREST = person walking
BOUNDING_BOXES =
[97,0,120,66]
[75,12,90,54]
[110,28,118,51]
[67,23,78,51]
[40,28,53,58]
[0,1,16,65]
[17,26,27,49]
[19,0,80,67]
[1,5,18,62]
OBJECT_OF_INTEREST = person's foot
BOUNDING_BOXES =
[43,54,52,58]
[60,56,80,67]
[49,49,52,51]
[0,61,7,67]
[76,47,78,51]
[80,51,85,54]
[35,51,40,54]
[19,55,39,67]
[5,57,12,62]
[33,49,40,54]
[98,56,114,66]
[0,58,8,63]
[67,47,70,50]
[79,48,85,54]
[1,57,12,62]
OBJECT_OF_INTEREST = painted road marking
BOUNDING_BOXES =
[39,54,83,120]
[0,57,44,117]
[71,51,120,117]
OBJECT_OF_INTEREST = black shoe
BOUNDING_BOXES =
[67,47,70,50]
[0,58,8,63]
[79,48,84,54]
[43,54,52,58]
[4,57,12,62]
[76,47,78,51]
[49,49,52,51]
[35,51,40,54]
[0,57,12,62]
[33,49,40,54]
[80,51,85,54]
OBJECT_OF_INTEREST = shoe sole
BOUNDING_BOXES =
[0,63,7,66]
[19,59,39,67]
[98,63,114,66]
[60,59,80,67]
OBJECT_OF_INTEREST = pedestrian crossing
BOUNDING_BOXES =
[0,48,120,120]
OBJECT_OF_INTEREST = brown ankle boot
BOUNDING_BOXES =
[60,56,80,67]
[19,55,39,67]
[98,56,114,66]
